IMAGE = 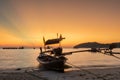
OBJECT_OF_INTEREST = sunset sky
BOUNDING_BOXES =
[0,0,120,47]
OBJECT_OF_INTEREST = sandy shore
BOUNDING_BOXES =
[0,67,120,80]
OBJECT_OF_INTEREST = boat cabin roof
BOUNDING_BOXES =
[45,38,65,45]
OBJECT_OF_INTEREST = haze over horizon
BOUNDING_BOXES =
[0,0,120,47]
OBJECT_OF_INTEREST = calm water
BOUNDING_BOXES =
[0,48,120,70]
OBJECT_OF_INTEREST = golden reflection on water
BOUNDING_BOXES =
[0,48,120,69]
[64,48,120,67]
[0,49,40,69]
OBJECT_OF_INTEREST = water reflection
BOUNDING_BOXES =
[0,49,39,69]
[0,48,120,69]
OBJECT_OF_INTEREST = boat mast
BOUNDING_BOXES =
[43,36,46,51]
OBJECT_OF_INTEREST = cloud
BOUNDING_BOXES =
[0,0,28,39]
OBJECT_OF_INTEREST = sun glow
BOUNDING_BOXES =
[0,0,120,47]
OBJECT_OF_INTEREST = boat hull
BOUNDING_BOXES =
[37,56,66,72]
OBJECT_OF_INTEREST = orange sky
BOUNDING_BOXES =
[0,0,120,47]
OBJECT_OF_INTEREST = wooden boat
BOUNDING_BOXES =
[37,34,120,72]
[37,34,67,72]
[37,53,67,72]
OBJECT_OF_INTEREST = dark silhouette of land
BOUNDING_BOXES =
[74,42,120,48]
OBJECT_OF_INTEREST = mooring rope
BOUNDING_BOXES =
[66,62,107,80]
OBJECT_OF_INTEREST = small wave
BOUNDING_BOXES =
[79,65,120,69]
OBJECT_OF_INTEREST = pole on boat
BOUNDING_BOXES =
[40,47,42,53]
[62,49,91,56]
[43,36,46,51]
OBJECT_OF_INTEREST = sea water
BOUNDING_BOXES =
[0,48,120,70]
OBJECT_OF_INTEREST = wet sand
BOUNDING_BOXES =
[0,67,120,80]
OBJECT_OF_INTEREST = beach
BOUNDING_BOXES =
[0,66,120,80]
[0,48,120,80]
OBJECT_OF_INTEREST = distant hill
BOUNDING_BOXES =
[73,42,120,48]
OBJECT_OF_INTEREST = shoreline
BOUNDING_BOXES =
[1,63,120,70]
[0,66,120,80]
